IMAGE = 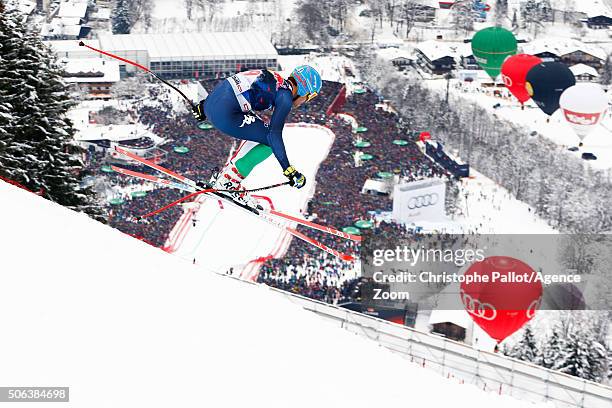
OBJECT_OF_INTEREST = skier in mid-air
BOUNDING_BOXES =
[192,65,322,208]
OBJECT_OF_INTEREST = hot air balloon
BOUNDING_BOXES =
[501,54,542,105]
[471,27,517,80]
[460,256,542,343]
[525,62,575,116]
[559,83,608,146]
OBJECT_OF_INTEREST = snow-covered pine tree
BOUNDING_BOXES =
[539,326,565,369]
[0,2,104,220]
[507,326,539,362]
[112,0,131,34]
[554,313,607,382]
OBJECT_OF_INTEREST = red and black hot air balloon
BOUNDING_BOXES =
[501,54,542,106]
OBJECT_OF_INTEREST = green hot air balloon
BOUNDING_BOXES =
[471,27,517,80]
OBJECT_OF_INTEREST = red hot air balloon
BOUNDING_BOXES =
[501,54,542,105]
[460,256,542,343]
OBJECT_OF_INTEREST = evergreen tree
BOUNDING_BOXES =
[0,2,104,219]
[508,326,539,362]
[539,326,565,369]
[112,0,132,34]
[554,314,607,382]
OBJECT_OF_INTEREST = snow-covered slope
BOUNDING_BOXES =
[0,181,547,408]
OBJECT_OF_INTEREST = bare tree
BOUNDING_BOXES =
[451,1,474,35]
[295,0,328,44]
[397,1,419,38]
[600,54,612,85]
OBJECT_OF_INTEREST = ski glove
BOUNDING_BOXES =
[192,101,206,122]
[283,166,306,189]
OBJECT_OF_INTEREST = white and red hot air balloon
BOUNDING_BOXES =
[559,83,609,146]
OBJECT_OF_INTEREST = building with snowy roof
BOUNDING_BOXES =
[428,309,472,342]
[57,0,89,20]
[60,58,120,98]
[75,123,166,162]
[41,17,90,40]
[414,40,460,75]
[521,38,606,70]
[587,15,612,29]
[95,32,279,79]
[570,63,600,82]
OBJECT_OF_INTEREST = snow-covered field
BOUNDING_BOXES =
[453,169,557,234]
[170,124,335,279]
[0,180,550,408]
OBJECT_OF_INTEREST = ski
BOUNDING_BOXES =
[114,146,198,188]
[268,210,361,242]
[110,165,195,192]
[112,146,361,242]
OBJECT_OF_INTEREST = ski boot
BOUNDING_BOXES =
[210,163,262,211]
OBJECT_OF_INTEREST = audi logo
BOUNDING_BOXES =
[407,193,439,209]
[526,298,541,319]
[460,291,497,321]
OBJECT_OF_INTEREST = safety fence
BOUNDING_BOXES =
[223,274,612,408]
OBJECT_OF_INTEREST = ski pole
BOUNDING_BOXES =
[78,41,197,110]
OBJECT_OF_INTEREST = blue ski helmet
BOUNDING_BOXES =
[291,65,322,100]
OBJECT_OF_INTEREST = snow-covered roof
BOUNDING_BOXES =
[41,18,83,38]
[60,58,120,83]
[428,309,472,328]
[98,32,278,61]
[415,41,466,61]
[377,47,414,61]
[7,0,36,15]
[570,63,599,77]
[59,16,81,25]
[75,124,156,142]
[521,38,607,60]
[57,0,88,19]
[90,8,111,20]
[44,39,100,58]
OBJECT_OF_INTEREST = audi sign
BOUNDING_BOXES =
[393,179,446,223]
[407,193,439,209]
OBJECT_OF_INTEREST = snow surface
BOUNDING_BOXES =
[0,181,549,408]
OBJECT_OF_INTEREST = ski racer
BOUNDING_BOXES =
[192,65,322,207]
